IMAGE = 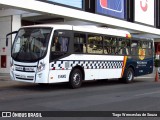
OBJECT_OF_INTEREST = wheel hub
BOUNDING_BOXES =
[73,73,80,85]
[127,71,133,81]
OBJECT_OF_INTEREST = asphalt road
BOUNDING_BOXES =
[0,73,160,120]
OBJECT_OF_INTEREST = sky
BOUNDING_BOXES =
[47,0,82,8]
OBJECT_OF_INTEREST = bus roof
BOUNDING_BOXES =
[73,26,130,37]
[21,24,72,30]
[131,35,154,41]
[21,24,130,38]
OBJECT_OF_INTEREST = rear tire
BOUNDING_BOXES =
[122,67,134,83]
[69,69,82,89]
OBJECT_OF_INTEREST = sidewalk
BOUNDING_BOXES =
[0,73,10,79]
[0,73,10,77]
[0,73,10,80]
[0,73,23,88]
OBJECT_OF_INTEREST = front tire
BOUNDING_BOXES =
[122,67,134,83]
[69,69,82,89]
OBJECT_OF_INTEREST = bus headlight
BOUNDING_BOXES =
[10,61,14,71]
[37,62,46,73]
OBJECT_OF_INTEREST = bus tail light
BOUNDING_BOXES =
[126,34,131,38]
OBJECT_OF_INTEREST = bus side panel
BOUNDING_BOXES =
[125,56,153,77]
[84,69,122,80]
[49,54,124,82]
[49,60,123,83]
[49,69,70,83]
[147,58,154,73]
[135,58,153,76]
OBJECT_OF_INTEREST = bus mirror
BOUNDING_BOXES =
[6,31,18,47]
[6,37,8,46]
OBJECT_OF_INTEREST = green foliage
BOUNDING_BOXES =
[155,59,160,67]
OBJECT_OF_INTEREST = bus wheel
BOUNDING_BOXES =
[123,67,134,83]
[69,69,82,89]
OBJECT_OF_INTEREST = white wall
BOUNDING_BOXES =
[0,15,21,73]
[0,16,12,73]
[12,15,21,43]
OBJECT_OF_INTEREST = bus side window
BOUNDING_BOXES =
[131,40,138,55]
[148,42,152,55]
[142,41,152,57]
[104,37,111,54]
[104,36,119,55]
[88,34,103,54]
[119,39,130,55]
[60,37,69,52]
[51,37,69,52]
[74,33,86,53]
[51,37,61,51]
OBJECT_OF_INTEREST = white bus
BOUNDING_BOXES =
[7,24,154,88]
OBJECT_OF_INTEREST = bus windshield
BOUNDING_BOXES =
[11,27,52,62]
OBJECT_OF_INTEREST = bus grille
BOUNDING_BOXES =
[15,65,36,73]
[15,74,34,81]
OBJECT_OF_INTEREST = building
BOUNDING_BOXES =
[0,0,159,73]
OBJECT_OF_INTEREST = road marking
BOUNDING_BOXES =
[135,91,160,97]
[135,77,154,79]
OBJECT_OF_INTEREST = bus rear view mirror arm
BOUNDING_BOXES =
[6,31,18,46]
